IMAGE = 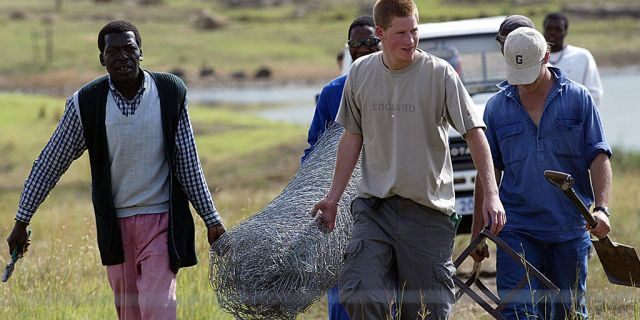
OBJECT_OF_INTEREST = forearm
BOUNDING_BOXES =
[472,168,502,233]
[175,158,220,226]
[465,128,498,197]
[590,153,611,207]
[471,177,485,236]
[325,130,362,202]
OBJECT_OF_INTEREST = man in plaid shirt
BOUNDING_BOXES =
[6,20,225,319]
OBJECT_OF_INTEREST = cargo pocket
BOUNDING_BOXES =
[433,261,456,307]
[343,239,364,262]
[339,239,364,292]
[339,240,364,308]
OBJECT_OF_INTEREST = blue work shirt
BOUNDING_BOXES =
[484,67,611,242]
[301,75,346,163]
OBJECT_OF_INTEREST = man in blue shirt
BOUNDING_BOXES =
[301,16,380,164]
[472,27,612,319]
[301,15,380,320]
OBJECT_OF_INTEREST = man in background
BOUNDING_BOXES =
[544,12,603,106]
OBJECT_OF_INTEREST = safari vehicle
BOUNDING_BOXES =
[342,16,508,233]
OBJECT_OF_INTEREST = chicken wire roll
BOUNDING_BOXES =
[210,123,361,320]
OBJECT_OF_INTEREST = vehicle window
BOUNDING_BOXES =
[419,33,505,94]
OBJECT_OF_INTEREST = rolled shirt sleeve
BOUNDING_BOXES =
[443,65,485,136]
[582,90,612,166]
[335,70,362,135]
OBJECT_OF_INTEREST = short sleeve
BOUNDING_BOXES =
[582,90,612,166]
[335,68,362,135]
[443,65,485,136]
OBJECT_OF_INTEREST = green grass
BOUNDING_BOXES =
[2,92,640,319]
[0,0,638,88]
[0,92,306,319]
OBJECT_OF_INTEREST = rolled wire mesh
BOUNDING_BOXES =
[210,123,361,320]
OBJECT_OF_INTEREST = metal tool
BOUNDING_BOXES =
[453,227,560,319]
[544,170,640,288]
[2,229,31,283]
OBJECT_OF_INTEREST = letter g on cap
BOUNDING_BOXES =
[516,55,523,64]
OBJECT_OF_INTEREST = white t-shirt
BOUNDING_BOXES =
[336,50,484,215]
[550,45,603,107]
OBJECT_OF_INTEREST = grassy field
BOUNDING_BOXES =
[0,93,306,319]
[0,0,638,319]
[0,93,639,319]
[0,0,639,91]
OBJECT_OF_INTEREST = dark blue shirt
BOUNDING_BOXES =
[484,67,611,242]
[301,75,346,163]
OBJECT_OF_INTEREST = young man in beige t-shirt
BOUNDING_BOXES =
[311,1,505,319]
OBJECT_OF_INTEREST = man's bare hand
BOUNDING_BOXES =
[470,240,490,263]
[207,224,226,246]
[588,211,611,239]
[310,198,339,232]
[7,221,30,258]
[483,194,506,235]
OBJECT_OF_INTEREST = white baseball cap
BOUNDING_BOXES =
[504,27,548,85]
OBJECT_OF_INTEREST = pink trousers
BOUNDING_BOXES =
[106,213,176,320]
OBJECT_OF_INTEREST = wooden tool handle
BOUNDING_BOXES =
[562,187,598,229]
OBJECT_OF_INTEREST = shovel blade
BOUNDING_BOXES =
[593,238,640,288]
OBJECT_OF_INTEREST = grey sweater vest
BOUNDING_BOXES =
[104,72,170,217]
[77,71,197,272]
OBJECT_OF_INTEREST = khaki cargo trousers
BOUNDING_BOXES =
[339,196,456,320]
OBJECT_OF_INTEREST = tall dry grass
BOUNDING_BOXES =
[1,93,638,319]
[0,93,304,319]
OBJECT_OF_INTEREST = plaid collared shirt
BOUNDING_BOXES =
[108,77,146,116]
[16,72,221,227]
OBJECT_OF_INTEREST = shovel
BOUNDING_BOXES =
[544,170,640,288]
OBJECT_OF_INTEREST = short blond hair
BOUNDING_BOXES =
[373,0,419,30]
